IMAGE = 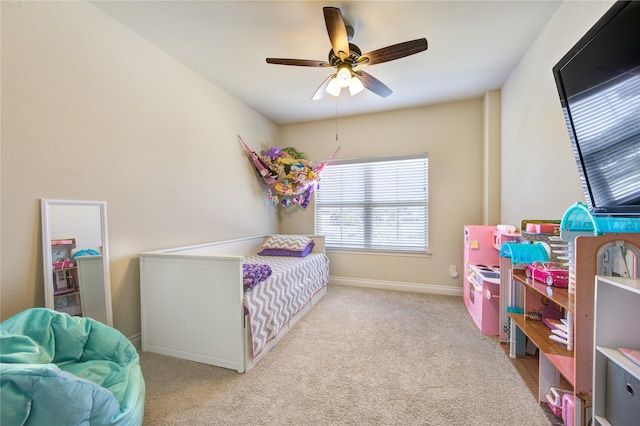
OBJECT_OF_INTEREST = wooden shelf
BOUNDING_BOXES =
[509,312,575,385]
[596,346,640,378]
[54,289,79,297]
[53,266,76,271]
[512,270,573,312]
[51,238,81,316]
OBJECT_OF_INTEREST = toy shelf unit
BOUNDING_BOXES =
[499,242,549,343]
[593,276,640,426]
[51,238,82,316]
[502,204,640,426]
[463,225,502,335]
[509,270,575,389]
[503,234,579,424]
[519,219,568,264]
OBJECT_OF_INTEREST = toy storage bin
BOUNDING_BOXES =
[606,359,640,426]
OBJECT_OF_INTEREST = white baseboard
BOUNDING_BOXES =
[129,332,142,351]
[329,276,463,297]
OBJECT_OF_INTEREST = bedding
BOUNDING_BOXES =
[242,263,272,291]
[243,252,329,357]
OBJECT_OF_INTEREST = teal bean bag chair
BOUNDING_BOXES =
[0,308,145,425]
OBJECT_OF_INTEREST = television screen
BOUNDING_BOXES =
[553,0,640,216]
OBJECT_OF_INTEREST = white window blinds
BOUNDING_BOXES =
[315,154,429,253]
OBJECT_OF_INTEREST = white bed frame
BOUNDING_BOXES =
[139,235,327,373]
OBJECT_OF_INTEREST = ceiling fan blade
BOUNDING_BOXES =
[312,75,335,101]
[355,70,392,98]
[266,58,331,67]
[358,38,428,66]
[323,7,349,60]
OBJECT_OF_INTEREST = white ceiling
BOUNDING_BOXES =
[90,1,562,126]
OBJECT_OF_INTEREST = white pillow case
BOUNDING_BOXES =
[262,235,312,251]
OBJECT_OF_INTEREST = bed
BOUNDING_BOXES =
[139,235,329,373]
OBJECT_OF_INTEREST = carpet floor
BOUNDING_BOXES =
[139,284,553,425]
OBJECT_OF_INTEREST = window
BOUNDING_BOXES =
[315,154,428,253]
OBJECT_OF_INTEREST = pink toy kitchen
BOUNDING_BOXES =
[463,225,518,335]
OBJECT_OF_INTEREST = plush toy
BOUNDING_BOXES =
[241,136,338,209]
[281,146,305,159]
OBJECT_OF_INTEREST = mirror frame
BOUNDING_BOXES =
[41,199,113,326]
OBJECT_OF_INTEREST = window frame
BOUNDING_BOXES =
[314,153,429,255]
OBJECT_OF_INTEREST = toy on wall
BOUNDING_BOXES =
[239,135,339,208]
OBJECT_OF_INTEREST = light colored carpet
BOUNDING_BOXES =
[139,285,551,425]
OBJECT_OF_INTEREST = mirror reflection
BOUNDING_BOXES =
[598,241,639,278]
[41,199,113,326]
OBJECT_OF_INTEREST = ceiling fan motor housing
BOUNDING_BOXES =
[328,43,362,67]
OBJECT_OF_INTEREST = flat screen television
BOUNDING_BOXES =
[553,0,640,216]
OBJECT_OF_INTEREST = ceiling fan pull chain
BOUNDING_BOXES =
[335,96,339,142]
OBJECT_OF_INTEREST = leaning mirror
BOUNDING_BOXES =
[41,199,113,326]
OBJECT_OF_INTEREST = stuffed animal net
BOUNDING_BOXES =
[239,136,338,208]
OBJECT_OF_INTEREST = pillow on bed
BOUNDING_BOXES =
[262,235,313,251]
[258,241,315,258]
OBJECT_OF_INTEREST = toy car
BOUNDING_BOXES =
[524,261,569,287]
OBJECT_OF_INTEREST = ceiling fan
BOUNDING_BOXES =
[266,7,428,100]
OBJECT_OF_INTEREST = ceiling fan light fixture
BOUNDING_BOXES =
[326,77,341,97]
[348,76,364,96]
[336,65,352,88]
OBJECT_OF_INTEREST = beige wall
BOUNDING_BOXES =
[1,2,279,338]
[501,1,615,225]
[2,1,622,337]
[278,1,619,292]
[278,99,488,293]
[483,90,501,225]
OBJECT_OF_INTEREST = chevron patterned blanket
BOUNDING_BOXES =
[243,253,329,357]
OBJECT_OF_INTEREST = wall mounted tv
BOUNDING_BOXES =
[553,0,640,216]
